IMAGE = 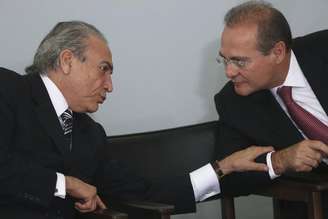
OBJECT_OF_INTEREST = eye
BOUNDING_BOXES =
[98,64,110,74]
[235,60,247,68]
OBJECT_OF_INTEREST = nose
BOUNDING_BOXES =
[104,73,113,92]
[224,63,238,79]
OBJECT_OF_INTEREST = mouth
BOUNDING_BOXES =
[231,77,243,83]
[231,76,247,86]
[232,81,244,87]
[98,94,106,104]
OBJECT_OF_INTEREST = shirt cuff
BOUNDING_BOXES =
[54,172,66,199]
[189,163,221,202]
[266,151,280,179]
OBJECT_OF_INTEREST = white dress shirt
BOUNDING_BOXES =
[267,51,328,178]
[41,74,68,199]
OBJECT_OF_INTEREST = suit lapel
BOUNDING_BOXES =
[27,74,69,154]
[71,113,89,153]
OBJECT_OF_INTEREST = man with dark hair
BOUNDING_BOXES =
[215,0,328,218]
[0,20,273,218]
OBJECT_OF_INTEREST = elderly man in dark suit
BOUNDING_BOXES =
[0,20,274,218]
[214,0,328,218]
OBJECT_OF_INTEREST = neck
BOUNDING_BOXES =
[47,70,63,91]
[271,51,291,88]
[47,70,72,106]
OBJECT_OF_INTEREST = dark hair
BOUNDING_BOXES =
[224,0,292,55]
[25,21,107,74]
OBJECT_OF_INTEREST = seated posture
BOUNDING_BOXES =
[214,1,328,218]
[0,21,271,218]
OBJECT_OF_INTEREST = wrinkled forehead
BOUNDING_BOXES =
[85,36,112,61]
[220,24,259,57]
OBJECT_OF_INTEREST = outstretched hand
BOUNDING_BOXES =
[217,146,274,175]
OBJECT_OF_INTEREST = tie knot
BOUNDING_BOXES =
[277,86,293,104]
[60,109,73,135]
[61,109,72,121]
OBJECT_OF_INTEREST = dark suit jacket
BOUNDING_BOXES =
[0,68,195,218]
[214,30,328,196]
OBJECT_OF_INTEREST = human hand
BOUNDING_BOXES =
[65,176,107,213]
[217,146,274,175]
[271,140,328,175]
[74,195,107,213]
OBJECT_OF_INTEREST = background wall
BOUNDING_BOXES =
[1,0,327,218]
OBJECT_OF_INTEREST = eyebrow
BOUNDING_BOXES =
[219,52,248,61]
[218,52,225,58]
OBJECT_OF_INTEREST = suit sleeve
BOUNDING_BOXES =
[0,82,57,208]
[95,125,196,214]
[214,92,272,196]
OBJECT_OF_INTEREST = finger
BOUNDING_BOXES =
[96,196,107,210]
[75,202,88,211]
[93,199,98,211]
[305,151,322,163]
[75,200,94,212]
[75,203,90,213]
[295,163,313,172]
[291,156,315,172]
[242,162,268,172]
[249,146,274,159]
[302,157,319,169]
[75,204,95,213]
[308,141,328,156]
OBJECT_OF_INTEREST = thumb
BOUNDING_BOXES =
[96,196,107,210]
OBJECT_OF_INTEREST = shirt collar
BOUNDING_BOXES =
[40,74,69,117]
[271,50,307,94]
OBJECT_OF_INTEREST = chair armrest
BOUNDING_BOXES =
[79,209,128,219]
[109,200,175,219]
[253,173,328,202]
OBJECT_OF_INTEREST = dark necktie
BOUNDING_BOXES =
[60,109,73,150]
[277,86,328,144]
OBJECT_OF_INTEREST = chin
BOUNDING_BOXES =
[86,104,99,113]
[234,85,254,96]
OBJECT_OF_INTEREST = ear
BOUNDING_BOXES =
[271,41,287,64]
[59,49,74,74]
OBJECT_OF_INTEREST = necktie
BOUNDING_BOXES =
[60,109,73,150]
[277,86,328,144]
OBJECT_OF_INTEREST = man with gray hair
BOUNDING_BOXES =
[0,20,273,218]
[215,0,328,218]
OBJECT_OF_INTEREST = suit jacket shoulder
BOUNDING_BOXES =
[0,67,27,105]
[293,29,328,54]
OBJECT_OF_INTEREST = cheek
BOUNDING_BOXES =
[93,78,105,90]
[86,78,106,96]
[245,64,264,82]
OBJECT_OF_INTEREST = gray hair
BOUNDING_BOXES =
[25,21,107,75]
[224,0,292,55]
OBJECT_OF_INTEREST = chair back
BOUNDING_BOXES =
[106,121,219,179]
